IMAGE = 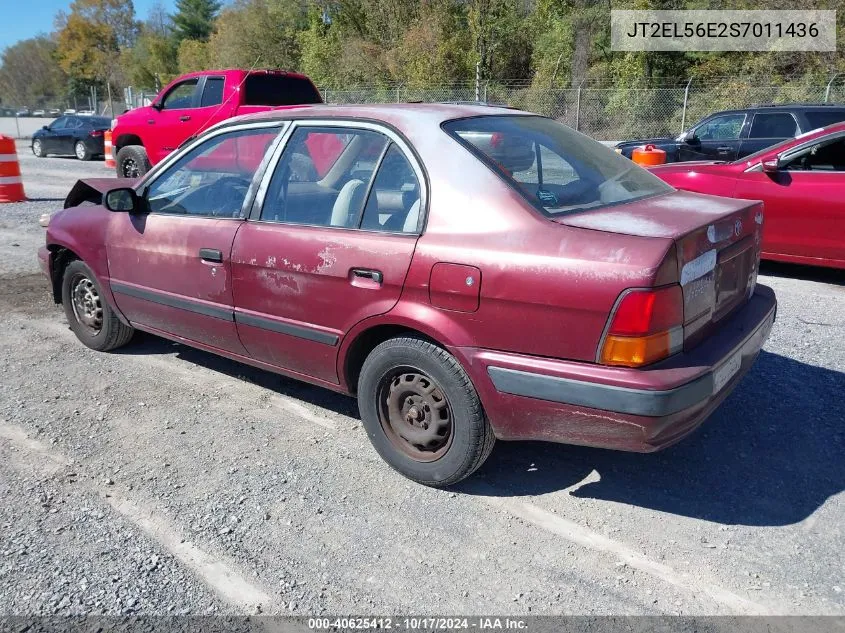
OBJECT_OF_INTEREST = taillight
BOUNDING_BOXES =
[89,129,104,137]
[599,285,684,368]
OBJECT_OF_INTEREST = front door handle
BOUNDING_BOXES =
[147,119,155,125]
[180,115,192,122]
[199,248,223,263]
[351,268,383,284]
[717,146,732,153]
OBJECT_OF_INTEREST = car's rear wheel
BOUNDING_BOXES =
[61,260,134,352]
[75,140,92,161]
[32,139,44,158]
[116,145,151,178]
[357,337,495,486]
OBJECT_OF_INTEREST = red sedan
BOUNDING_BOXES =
[651,123,845,269]
[38,104,776,486]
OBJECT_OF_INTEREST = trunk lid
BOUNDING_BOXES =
[556,190,763,347]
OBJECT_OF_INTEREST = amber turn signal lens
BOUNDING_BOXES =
[600,331,673,368]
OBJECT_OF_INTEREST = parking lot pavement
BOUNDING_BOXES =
[1,152,843,617]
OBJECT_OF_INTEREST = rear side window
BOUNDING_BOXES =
[804,110,845,129]
[243,74,322,106]
[201,77,225,107]
[444,116,672,216]
[749,113,798,138]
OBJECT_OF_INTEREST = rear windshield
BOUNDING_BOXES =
[804,110,845,129]
[243,74,322,106]
[85,117,112,128]
[443,115,673,216]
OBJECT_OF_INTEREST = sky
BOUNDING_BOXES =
[0,0,176,52]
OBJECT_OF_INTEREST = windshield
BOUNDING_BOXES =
[443,115,673,216]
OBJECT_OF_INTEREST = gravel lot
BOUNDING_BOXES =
[1,140,844,623]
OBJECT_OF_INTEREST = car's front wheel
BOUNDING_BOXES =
[75,140,92,161]
[32,139,44,158]
[115,145,151,178]
[357,337,495,486]
[61,260,134,352]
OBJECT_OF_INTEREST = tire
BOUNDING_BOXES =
[75,140,92,161]
[115,144,151,178]
[357,337,495,487]
[61,260,134,352]
[32,139,44,158]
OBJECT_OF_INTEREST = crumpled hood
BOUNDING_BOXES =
[64,178,137,208]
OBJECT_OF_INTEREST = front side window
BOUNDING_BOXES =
[145,127,280,217]
[50,117,68,130]
[261,127,390,227]
[695,114,746,141]
[749,113,798,139]
[161,80,199,110]
[444,115,672,216]
[782,135,845,171]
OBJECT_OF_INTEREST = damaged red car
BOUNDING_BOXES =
[39,105,776,486]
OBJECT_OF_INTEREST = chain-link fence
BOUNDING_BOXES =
[323,74,845,141]
[4,74,845,141]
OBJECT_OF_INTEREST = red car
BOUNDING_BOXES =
[38,105,776,486]
[112,69,323,177]
[651,123,845,269]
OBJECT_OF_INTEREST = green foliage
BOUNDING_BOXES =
[177,38,212,73]
[172,0,221,42]
[0,37,68,107]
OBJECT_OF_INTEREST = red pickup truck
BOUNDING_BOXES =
[111,69,323,177]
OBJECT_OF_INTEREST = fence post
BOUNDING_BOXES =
[575,79,584,132]
[483,81,488,104]
[680,77,693,133]
[825,74,839,103]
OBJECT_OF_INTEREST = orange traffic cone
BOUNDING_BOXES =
[104,130,116,169]
[0,135,26,203]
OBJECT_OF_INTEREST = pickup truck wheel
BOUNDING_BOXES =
[61,260,134,352]
[75,141,92,161]
[116,145,151,178]
[358,337,495,487]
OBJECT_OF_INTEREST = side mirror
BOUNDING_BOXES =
[104,187,139,213]
[761,158,780,173]
[42,125,50,131]
[151,101,163,111]
[683,132,699,144]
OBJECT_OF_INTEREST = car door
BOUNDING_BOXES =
[738,111,798,159]
[62,117,85,154]
[106,123,285,354]
[735,132,845,263]
[231,122,425,383]
[679,113,746,161]
[147,78,203,163]
[42,117,68,153]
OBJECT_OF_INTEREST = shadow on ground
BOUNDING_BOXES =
[760,260,845,286]
[119,331,845,527]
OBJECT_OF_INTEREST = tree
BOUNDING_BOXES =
[172,0,221,42]
[208,0,307,71]
[123,4,179,90]
[56,0,137,113]
[0,37,68,107]
[178,38,212,73]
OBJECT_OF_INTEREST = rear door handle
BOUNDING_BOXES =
[180,115,192,122]
[351,268,383,284]
[199,248,223,263]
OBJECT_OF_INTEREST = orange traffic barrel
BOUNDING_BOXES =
[104,130,116,169]
[631,144,666,167]
[0,135,26,203]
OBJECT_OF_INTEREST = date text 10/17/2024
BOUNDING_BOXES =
[307,617,528,630]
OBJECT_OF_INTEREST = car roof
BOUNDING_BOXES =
[218,102,530,132]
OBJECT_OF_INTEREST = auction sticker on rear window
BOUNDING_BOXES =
[712,351,742,394]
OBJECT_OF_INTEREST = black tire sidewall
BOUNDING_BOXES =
[358,340,485,486]
[61,261,114,351]
[116,145,149,178]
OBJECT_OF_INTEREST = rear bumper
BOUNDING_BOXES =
[458,285,776,451]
